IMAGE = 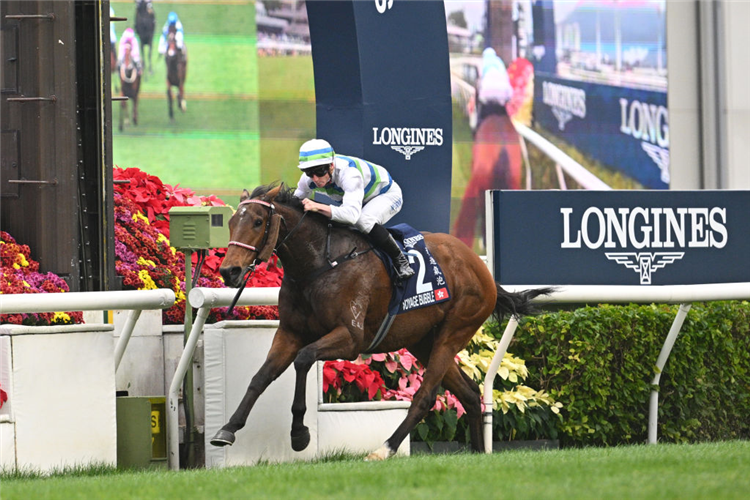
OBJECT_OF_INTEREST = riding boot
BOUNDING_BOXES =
[369,224,415,280]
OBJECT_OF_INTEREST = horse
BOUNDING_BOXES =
[452,110,523,249]
[118,46,141,132]
[134,1,156,76]
[165,29,187,120]
[211,183,551,460]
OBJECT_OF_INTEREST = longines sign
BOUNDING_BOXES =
[489,190,750,286]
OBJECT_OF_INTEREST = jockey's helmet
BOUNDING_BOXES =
[298,139,335,170]
[168,12,178,25]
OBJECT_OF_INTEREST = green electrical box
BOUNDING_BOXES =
[116,396,168,470]
[168,205,234,249]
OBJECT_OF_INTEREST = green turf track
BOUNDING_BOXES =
[2,441,749,499]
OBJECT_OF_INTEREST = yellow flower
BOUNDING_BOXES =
[137,257,157,268]
[23,281,30,288]
[53,312,71,323]
[18,253,29,267]
[157,233,169,244]
[138,269,158,290]
[12,263,20,269]
[132,212,150,225]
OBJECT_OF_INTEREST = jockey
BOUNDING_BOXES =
[476,47,514,124]
[158,11,185,55]
[117,28,142,72]
[293,139,415,280]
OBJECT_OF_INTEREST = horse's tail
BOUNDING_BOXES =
[492,284,555,324]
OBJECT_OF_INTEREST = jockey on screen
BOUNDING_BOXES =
[293,139,415,280]
[158,11,184,56]
[476,47,514,124]
[117,28,142,73]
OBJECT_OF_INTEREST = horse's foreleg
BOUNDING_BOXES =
[119,99,126,132]
[210,328,303,447]
[167,85,174,120]
[178,81,186,112]
[289,325,360,452]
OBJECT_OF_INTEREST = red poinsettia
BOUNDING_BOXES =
[113,166,284,324]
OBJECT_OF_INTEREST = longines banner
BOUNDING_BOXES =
[534,74,669,190]
[307,0,453,233]
[489,190,750,286]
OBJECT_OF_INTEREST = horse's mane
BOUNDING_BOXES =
[250,183,303,212]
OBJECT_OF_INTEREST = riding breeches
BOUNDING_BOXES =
[356,183,404,234]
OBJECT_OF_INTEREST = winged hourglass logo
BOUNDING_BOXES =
[392,146,424,160]
[605,252,685,285]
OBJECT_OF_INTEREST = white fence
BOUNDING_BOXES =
[0,289,175,472]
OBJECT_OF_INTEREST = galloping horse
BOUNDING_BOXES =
[211,184,550,460]
[452,111,523,249]
[118,44,141,132]
[135,1,156,76]
[165,29,187,120]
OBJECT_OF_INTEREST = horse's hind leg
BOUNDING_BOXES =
[289,325,360,452]
[210,327,303,447]
[367,326,480,460]
[441,362,484,452]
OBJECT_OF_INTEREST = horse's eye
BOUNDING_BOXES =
[254,218,263,227]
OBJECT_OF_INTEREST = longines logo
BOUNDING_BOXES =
[619,98,670,183]
[372,127,443,160]
[542,81,586,130]
[561,206,728,285]
[375,0,393,14]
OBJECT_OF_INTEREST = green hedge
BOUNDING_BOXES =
[485,301,750,447]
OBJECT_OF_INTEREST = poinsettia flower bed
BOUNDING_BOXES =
[323,330,563,446]
[0,230,83,326]
[113,167,282,324]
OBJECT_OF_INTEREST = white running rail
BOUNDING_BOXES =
[0,289,176,371]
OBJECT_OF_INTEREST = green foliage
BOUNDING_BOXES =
[486,301,750,447]
[412,329,563,447]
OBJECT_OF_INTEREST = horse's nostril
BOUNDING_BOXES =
[220,266,242,287]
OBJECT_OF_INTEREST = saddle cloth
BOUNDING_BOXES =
[377,224,451,316]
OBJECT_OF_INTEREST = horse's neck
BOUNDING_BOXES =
[275,206,356,279]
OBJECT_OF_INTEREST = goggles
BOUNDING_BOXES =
[303,165,330,178]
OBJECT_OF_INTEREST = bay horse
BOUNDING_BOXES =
[165,29,187,120]
[453,110,523,249]
[135,1,156,76]
[211,183,550,460]
[118,45,141,132]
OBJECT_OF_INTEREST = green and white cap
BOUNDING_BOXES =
[298,139,335,170]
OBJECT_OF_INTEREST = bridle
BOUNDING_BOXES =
[225,197,299,313]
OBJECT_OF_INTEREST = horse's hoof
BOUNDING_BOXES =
[210,429,236,447]
[364,444,394,461]
[290,426,310,452]
[180,99,187,112]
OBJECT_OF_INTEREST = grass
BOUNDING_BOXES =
[2,441,749,499]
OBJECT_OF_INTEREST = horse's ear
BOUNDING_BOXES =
[265,185,282,202]
[240,189,250,202]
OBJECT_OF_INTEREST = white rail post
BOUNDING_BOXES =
[114,309,142,371]
[482,316,520,453]
[167,287,281,470]
[168,305,210,470]
[648,303,692,444]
